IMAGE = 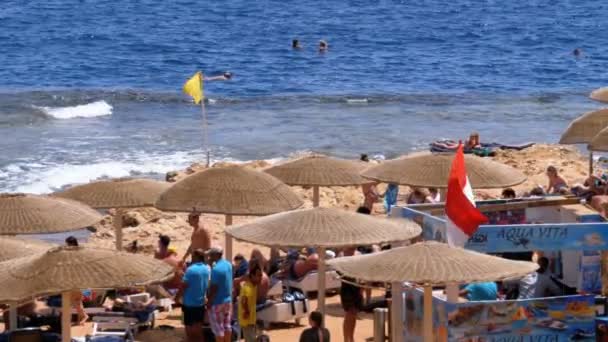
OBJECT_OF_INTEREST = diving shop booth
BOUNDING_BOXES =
[391,196,607,341]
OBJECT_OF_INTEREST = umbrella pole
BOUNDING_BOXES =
[317,246,326,317]
[61,291,72,342]
[114,209,123,251]
[423,285,433,342]
[313,185,320,207]
[590,151,594,176]
[391,282,403,342]
[9,302,17,331]
[225,214,233,261]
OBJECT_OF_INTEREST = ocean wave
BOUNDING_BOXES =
[37,100,113,119]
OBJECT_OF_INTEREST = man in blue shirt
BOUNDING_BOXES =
[176,248,209,342]
[459,282,498,301]
[207,246,233,342]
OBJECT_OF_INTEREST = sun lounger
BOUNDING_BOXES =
[284,270,341,296]
[256,298,309,329]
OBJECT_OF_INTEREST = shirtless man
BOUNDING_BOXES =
[181,210,211,263]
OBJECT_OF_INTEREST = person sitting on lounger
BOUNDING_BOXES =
[545,166,568,194]
[407,188,430,204]
[154,235,172,260]
[466,132,481,149]
[502,188,517,199]
[290,249,319,279]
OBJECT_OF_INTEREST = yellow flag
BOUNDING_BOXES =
[183,71,204,104]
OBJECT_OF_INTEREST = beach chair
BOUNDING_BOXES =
[284,270,341,296]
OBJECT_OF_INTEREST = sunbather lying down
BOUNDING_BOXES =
[1,300,50,328]
[102,296,157,312]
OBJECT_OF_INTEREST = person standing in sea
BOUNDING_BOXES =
[207,247,234,342]
[175,248,210,342]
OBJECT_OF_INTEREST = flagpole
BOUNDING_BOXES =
[200,71,210,167]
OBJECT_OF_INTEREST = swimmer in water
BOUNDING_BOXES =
[318,40,328,52]
[573,48,582,57]
[205,72,232,81]
[292,39,302,49]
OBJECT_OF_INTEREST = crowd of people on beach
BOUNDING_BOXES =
[147,203,403,342]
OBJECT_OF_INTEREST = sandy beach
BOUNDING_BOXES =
[65,143,593,341]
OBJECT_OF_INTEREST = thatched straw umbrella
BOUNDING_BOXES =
[0,193,103,235]
[328,241,538,341]
[0,236,54,262]
[155,165,303,260]
[264,154,371,207]
[53,178,171,250]
[0,193,103,332]
[361,152,526,189]
[559,108,608,175]
[226,207,421,315]
[591,87,608,104]
[0,246,173,342]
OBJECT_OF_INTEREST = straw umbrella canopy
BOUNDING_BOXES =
[588,126,608,152]
[0,236,54,262]
[559,108,608,174]
[155,165,304,260]
[327,241,538,341]
[591,87,608,103]
[0,193,103,235]
[0,245,173,342]
[226,207,422,315]
[53,178,171,250]
[264,154,371,207]
[361,152,526,189]
[0,193,103,332]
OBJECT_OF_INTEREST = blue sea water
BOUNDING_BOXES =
[1,0,607,193]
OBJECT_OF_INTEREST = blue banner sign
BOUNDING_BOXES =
[400,207,608,253]
[468,223,608,253]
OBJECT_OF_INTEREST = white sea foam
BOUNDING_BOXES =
[0,150,291,195]
[346,98,368,104]
[2,151,196,194]
[39,100,113,119]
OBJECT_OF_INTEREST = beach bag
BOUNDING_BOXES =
[282,293,296,315]
[293,291,308,313]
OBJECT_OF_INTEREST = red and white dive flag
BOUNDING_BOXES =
[445,144,488,247]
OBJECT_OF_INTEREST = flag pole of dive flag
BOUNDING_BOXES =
[445,143,488,247]
[183,71,210,167]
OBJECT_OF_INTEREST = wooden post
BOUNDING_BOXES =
[590,151,594,176]
[61,292,71,342]
[391,282,404,342]
[9,302,18,331]
[114,209,123,251]
[317,247,326,316]
[439,188,447,203]
[313,185,320,207]
[423,285,433,342]
[225,214,233,261]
